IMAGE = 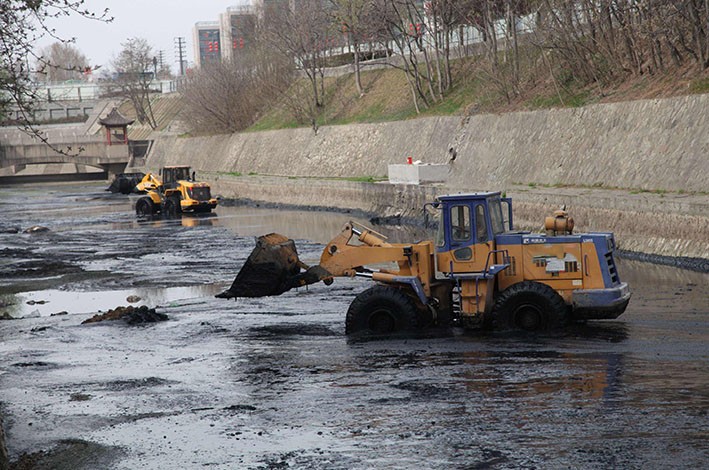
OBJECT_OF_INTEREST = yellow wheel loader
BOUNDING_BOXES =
[217,192,630,333]
[134,166,218,217]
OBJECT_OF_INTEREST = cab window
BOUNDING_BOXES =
[435,210,445,247]
[475,204,488,242]
[450,205,471,241]
[489,198,506,234]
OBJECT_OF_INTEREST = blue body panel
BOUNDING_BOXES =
[495,231,619,289]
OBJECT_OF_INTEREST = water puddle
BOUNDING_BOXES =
[0,284,223,318]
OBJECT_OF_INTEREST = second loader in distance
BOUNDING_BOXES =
[135,165,218,217]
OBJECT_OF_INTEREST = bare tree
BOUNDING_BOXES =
[0,0,109,146]
[371,0,443,113]
[426,0,459,96]
[534,0,709,89]
[329,0,376,96]
[35,42,90,83]
[182,45,294,134]
[262,0,333,124]
[107,38,159,129]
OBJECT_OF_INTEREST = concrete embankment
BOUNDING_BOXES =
[141,93,708,263]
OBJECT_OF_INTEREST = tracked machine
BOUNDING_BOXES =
[217,192,630,333]
[135,166,218,217]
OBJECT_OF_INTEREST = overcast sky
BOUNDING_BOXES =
[35,0,251,73]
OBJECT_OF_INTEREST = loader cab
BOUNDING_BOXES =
[433,192,513,273]
[161,166,192,190]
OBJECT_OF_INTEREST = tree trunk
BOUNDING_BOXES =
[353,34,363,95]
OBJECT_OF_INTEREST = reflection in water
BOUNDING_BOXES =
[453,347,625,406]
[110,213,216,230]
[0,284,223,318]
[556,321,630,343]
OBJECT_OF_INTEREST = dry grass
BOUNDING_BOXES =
[245,56,709,131]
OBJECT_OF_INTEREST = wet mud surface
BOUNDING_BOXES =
[0,182,708,469]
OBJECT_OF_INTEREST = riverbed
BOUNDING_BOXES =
[1,182,707,469]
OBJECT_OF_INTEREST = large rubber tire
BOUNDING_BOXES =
[346,285,419,335]
[135,197,155,217]
[491,281,568,331]
[163,197,181,218]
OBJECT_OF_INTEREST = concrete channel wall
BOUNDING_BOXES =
[147,94,707,192]
[143,94,709,262]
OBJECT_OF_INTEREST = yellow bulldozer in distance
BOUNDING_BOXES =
[135,166,218,217]
[217,192,631,334]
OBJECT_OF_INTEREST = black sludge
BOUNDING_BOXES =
[106,172,145,194]
[216,233,305,299]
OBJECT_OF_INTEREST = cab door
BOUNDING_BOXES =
[470,202,494,272]
[436,200,495,274]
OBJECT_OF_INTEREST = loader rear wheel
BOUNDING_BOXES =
[346,285,419,335]
[135,197,155,217]
[491,281,567,331]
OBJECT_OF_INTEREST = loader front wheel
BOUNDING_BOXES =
[163,197,181,218]
[491,281,567,331]
[135,197,155,217]
[346,285,419,335]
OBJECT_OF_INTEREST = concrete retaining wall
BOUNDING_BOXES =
[147,94,708,193]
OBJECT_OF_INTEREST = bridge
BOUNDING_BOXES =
[0,104,142,181]
[0,133,130,178]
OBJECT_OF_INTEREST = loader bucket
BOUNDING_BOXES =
[216,233,331,299]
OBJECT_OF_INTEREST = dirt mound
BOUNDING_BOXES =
[82,305,167,325]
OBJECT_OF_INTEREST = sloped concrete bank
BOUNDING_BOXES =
[142,94,708,264]
[147,94,707,192]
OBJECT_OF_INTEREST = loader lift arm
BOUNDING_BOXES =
[216,222,437,302]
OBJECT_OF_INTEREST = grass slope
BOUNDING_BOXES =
[249,54,709,131]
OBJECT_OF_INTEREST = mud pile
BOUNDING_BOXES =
[82,306,167,325]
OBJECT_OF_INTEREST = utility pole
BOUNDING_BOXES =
[174,37,186,76]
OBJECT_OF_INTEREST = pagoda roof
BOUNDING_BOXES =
[99,107,135,127]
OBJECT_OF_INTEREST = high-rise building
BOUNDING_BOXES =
[193,21,221,68]
[193,1,295,68]
[219,5,257,63]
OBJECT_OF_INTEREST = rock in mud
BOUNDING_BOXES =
[23,226,50,234]
[82,306,167,325]
[0,226,20,234]
[126,295,142,303]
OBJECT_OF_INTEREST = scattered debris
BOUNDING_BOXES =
[0,226,20,233]
[0,312,16,320]
[69,393,92,402]
[126,295,142,303]
[82,306,167,325]
[23,226,50,234]
[26,300,48,305]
